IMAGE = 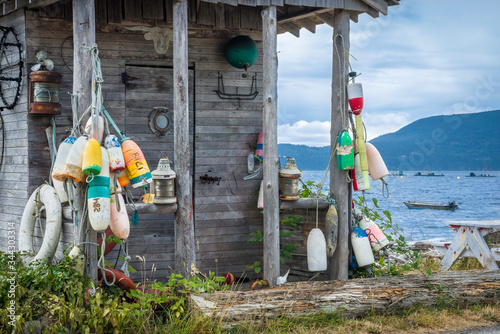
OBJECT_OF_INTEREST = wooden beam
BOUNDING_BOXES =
[296,17,316,34]
[173,0,195,279]
[27,0,60,8]
[262,5,280,287]
[349,11,359,23]
[279,22,300,38]
[329,9,350,281]
[360,0,387,15]
[316,12,335,28]
[73,0,97,283]
[277,8,332,25]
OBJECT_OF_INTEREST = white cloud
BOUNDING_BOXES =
[276,0,500,145]
[278,120,331,146]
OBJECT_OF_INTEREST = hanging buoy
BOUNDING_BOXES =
[105,135,126,173]
[347,82,363,116]
[121,138,152,188]
[325,205,338,257]
[68,246,85,274]
[117,169,131,188]
[52,136,76,181]
[64,135,88,182]
[52,177,68,204]
[365,142,388,181]
[354,116,368,171]
[97,226,118,256]
[307,228,327,272]
[100,147,110,178]
[82,138,102,176]
[255,130,263,163]
[257,180,264,209]
[110,172,122,194]
[352,153,370,191]
[336,131,354,170]
[85,115,104,144]
[224,35,259,71]
[358,216,389,252]
[87,175,110,231]
[351,227,375,267]
[110,193,129,239]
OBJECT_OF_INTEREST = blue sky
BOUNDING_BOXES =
[276,0,500,146]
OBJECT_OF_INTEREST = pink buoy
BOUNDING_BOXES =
[358,216,389,252]
[254,130,263,162]
[365,142,388,181]
[110,193,129,239]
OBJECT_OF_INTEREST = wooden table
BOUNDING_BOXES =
[440,220,500,271]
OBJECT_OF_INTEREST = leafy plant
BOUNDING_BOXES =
[354,196,421,277]
[245,214,302,278]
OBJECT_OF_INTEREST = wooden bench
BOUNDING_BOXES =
[440,220,500,271]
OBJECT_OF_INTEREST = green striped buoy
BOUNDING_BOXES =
[336,131,354,170]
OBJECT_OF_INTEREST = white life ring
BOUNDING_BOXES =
[18,184,62,264]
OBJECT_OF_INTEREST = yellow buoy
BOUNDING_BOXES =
[82,138,102,176]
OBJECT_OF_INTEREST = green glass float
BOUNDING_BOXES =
[224,35,258,71]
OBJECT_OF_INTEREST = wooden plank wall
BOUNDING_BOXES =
[20,8,266,281]
[0,10,28,254]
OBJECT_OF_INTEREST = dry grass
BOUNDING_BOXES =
[220,303,500,334]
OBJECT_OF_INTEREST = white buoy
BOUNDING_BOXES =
[105,135,126,173]
[52,136,76,181]
[64,135,88,182]
[351,227,375,267]
[307,228,327,272]
[87,176,110,231]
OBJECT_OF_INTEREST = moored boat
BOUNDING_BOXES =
[404,201,458,210]
[414,172,444,177]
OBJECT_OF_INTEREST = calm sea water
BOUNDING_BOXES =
[300,170,500,241]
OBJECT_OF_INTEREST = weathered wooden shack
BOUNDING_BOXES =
[0,0,398,285]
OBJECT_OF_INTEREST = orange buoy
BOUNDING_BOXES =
[85,115,104,144]
[117,169,131,188]
[121,138,152,188]
[365,142,388,181]
[82,139,102,176]
[98,267,137,292]
[110,193,129,239]
[64,135,89,182]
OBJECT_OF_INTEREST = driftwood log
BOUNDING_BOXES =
[190,270,500,321]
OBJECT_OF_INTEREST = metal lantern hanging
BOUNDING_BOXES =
[150,156,177,204]
[29,51,62,115]
[279,157,301,201]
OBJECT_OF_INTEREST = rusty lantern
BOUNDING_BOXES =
[279,157,301,201]
[29,70,62,115]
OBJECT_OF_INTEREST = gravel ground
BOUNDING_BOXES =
[436,324,500,334]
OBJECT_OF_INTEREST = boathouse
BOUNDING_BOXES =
[0,0,398,284]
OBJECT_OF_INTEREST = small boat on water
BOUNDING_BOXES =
[404,201,458,210]
[414,172,444,177]
[466,172,496,178]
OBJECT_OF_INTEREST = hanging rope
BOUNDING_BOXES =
[120,239,131,277]
[334,34,348,132]
[48,118,57,186]
[315,145,338,229]
[97,231,116,286]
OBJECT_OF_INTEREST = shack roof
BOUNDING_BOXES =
[0,0,399,36]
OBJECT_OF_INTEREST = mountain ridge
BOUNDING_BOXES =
[278,110,500,171]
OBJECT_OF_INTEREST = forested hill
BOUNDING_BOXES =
[278,110,500,171]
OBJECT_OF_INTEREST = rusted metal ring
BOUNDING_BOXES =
[148,107,173,137]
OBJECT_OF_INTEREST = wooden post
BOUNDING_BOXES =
[73,0,97,282]
[329,9,350,281]
[173,0,195,278]
[262,6,280,286]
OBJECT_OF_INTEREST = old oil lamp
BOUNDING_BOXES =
[151,156,177,204]
[279,157,301,201]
